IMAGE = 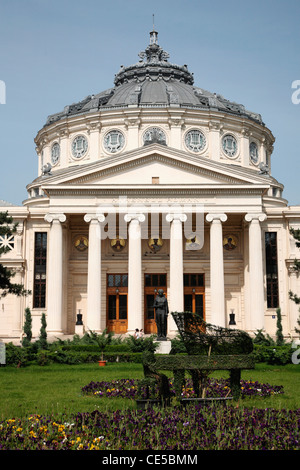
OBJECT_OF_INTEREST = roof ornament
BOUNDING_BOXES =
[138,21,170,64]
[42,163,52,176]
[258,162,270,175]
[149,14,158,46]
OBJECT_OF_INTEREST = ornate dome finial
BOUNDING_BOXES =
[149,14,158,45]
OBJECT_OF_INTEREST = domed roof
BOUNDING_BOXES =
[45,30,263,127]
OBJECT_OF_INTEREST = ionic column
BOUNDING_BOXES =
[124,213,145,333]
[44,213,66,334]
[166,213,187,332]
[206,213,227,327]
[84,213,105,332]
[245,213,267,331]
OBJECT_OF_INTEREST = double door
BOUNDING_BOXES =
[107,274,128,334]
[184,273,205,320]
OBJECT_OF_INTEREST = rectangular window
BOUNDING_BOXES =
[265,232,279,308]
[33,232,47,308]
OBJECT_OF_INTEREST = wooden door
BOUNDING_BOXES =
[107,274,128,334]
[183,273,205,320]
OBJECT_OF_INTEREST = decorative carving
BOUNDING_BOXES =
[206,213,227,224]
[44,213,66,224]
[74,235,88,252]
[110,237,126,252]
[244,213,267,224]
[223,234,238,251]
[84,213,106,224]
[148,237,163,253]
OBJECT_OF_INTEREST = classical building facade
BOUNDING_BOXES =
[1,30,300,342]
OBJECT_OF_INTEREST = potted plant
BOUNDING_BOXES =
[93,329,114,366]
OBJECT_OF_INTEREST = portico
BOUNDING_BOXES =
[42,198,269,338]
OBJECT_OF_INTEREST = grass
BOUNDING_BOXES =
[0,362,300,420]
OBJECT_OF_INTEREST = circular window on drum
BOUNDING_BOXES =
[249,141,259,165]
[222,134,238,158]
[185,129,206,153]
[72,135,88,159]
[51,142,60,165]
[143,127,166,146]
[104,130,125,153]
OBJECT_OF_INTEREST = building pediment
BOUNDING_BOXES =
[37,144,272,193]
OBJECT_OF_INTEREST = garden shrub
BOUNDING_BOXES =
[5,343,28,366]
[252,343,294,365]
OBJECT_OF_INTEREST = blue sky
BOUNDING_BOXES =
[0,0,299,205]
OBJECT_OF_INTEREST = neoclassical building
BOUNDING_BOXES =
[1,30,300,342]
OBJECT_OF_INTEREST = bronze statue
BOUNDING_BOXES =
[153,289,168,340]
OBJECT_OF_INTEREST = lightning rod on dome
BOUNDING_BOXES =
[150,14,158,45]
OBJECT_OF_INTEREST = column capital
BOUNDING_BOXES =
[84,213,105,224]
[166,213,187,223]
[206,213,227,223]
[44,213,66,224]
[124,213,145,223]
[244,213,267,223]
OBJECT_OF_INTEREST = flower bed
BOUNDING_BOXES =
[81,377,284,399]
[0,405,299,450]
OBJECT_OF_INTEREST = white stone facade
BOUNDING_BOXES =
[1,32,300,342]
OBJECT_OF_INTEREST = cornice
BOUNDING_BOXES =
[42,185,268,198]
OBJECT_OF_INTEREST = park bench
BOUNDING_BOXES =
[141,311,255,402]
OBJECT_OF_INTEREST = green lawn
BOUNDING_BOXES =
[0,362,299,420]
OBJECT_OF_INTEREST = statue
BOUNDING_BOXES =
[153,289,168,340]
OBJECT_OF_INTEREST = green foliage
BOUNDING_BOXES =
[39,313,48,350]
[252,343,294,365]
[5,343,28,367]
[124,334,158,353]
[22,308,32,347]
[253,329,276,346]
[170,334,187,354]
[276,308,284,346]
[172,311,253,355]
[87,329,114,360]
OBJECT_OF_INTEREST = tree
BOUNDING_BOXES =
[22,307,32,347]
[276,308,284,346]
[289,228,300,336]
[0,211,30,297]
[39,313,48,349]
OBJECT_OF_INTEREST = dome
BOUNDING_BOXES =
[45,30,263,127]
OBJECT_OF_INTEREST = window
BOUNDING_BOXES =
[265,232,279,308]
[33,232,47,308]
[183,273,204,287]
[107,274,128,287]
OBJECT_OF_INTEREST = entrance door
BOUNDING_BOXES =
[107,274,128,334]
[144,273,167,334]
[183,273,205,320]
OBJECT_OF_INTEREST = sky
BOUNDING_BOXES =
[0,0,299,206]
